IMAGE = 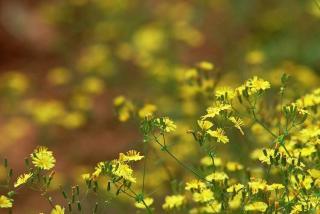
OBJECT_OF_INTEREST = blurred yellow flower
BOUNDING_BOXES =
[0,195,12,208]
[162,195,185,210]
[134,197,154,209]
[51,205,65,214]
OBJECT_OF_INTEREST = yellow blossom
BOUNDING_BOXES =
[197,120,213,130]
[192,189,214,203]
[162,195,185,210]
[119,150,144,162]
[14,172,33,188]
[206,171,229,181]
[244,201,268,212]
[134,197,154,209]
[51,205,65,214]
[138,104,157,118]
[207,128,229,144]
[0,195,12,208]
[31,147,56,170]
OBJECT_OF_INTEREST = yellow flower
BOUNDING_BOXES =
[246,76,270,94]
[185,179,206,191]
[267,183,284,191]
[227,183,244,193]
[197,120,213,130]
[206,171,229,181]
[308,168,320,179]
[229,117,244,135]
[47,67,70,86]
[119,150,144,162]
[0,195,12,208]
[31,147,56,170]
[244,201,268,212]
[81,77,105,94]
[245,50,265,65]
[134,197,154,209]
[14,172,33,188]
[138,104,157,118]
[157,117,177,133]
[202,103,231,119]
[215,87,235,100]
[207,128,229,144]
[200,156,222,166]
[112,161,136,183]
[248,178,267,194]
[226,162,244,171]
[197,61,214,71]
[51,205,65,214]
[192,189,214,203]
[162,195,185,210]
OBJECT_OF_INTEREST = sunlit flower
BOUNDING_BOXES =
[119,150,144,162]
[162,195,185,210]
[134,197,154,209]
[207,128,229,144]
[0,195,12,208]
[51,205,65,214]
[31,147,56,170]
[244,201,268,212]
[14,172,33,188]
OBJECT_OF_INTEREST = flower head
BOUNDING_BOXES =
[207,128,229,144]
[0,195,12,208]
[51,205,65,214]
[119,150,144,162]
[14,172,33,188]
[162,195,185,210]
[31,147,56,170]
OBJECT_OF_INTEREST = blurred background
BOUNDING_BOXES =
[0,0,319,213]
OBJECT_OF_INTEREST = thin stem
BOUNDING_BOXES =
[152,134,208,183]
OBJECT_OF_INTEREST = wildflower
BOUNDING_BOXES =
[202,103,231,119]
[81,173,91,181]
[162,195,185,210]
[248,178,267,194]
[229,117,244,135]
[47,67,70,86]
[192,189,214,203]
[227,183,244,193]
[308,168,320,178]
[200,201,221,213]
[206,171,229,181]
[246,76,270,94]
[215,87,235,100]
[51,205,65,214]
[267,183,284,191]
[200,156,222,166]
[226,162,244,171]
[245,50,265,65]
[81,77,105,94]
[244,201,268,212]
[134,197,154,209]
[156,117,176,133]
[197,120,213,130]
[112,161,136,183]
[0,195,12,208]
[197,61,214,71]
[14,172,33,188]
[185,179,206,191]
[92,162,105,179]
[31,147,56,170]
[119,150,144,162]
[138,104,157,118]
[207,128,229,144]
